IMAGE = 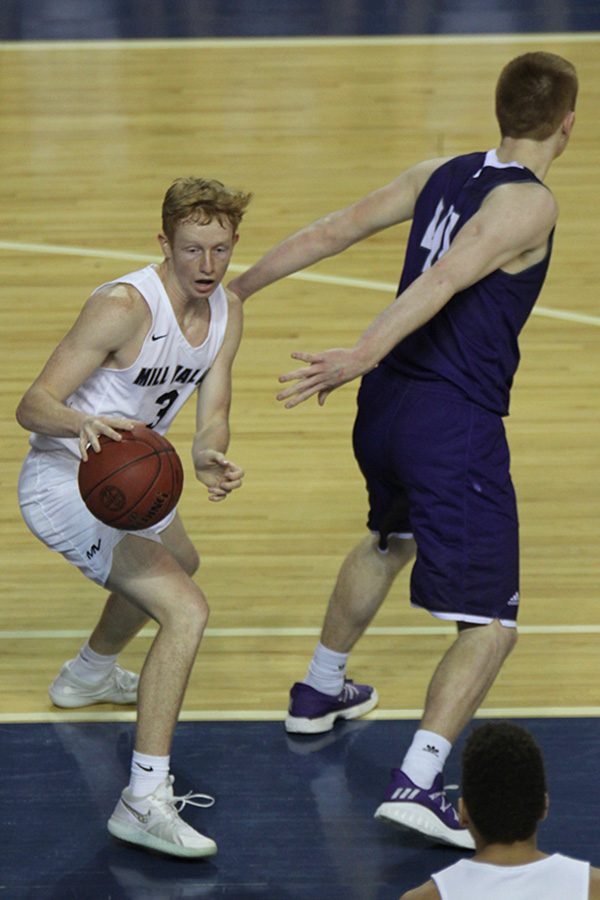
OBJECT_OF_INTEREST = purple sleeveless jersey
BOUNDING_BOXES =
[383,149,554,415]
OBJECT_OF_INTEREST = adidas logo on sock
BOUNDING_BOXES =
[423,744,440,756]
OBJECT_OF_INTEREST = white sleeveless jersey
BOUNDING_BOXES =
[30,264,228,456]
[432,853,590,900]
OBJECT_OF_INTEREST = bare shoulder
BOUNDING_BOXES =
[68,280,150,352]
[484,179,558,227]
[87,280,149,317]
[588,865,600,899]
[399,879,441,900]
[224,287,243,317]
[224,288,244,336]
[346,156,452,233]
[390,156,451,198]
[210,288,243,364]
[412,156,452,184]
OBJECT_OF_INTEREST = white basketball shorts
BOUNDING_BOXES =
[18,447,177,586]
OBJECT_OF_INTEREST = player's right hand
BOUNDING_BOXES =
[276,347,369,408]
[79,416,139,461]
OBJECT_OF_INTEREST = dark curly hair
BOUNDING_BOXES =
[462,722,547,843]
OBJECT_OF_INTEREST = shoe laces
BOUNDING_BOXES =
[159,776,215,818]
[340,680,359,701]
[429,785,459,822]
[173,790,215,813]
[113,666,137,690]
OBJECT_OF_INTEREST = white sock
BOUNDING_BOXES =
[401,729,452,789]
[129,751,170,798]
[69,642,118,685]
[304,642,348,696]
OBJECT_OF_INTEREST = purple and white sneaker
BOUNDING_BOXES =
[285,679,378,734]
[374,769,475,849]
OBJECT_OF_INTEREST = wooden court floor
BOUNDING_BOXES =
[1,35,600,723]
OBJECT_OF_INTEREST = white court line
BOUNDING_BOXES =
[2,706,600,724]
[0,240,153,262]
[1,239,599,328]
[1,624,600,640]
[1,33,600,51]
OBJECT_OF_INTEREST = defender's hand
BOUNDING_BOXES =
[276,348,368,408]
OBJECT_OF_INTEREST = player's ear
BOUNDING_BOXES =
[458,797,470,828]
[157,232,171,259]
[563,110,575,134]
[540,792,550,822]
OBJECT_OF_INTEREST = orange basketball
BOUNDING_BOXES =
[78,424,184,530]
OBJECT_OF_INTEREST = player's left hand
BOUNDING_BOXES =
[194,449,244,501]
[276,348,368,408]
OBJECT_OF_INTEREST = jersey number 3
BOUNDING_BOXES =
[148,390,179,430]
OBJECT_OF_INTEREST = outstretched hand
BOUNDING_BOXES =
[276,348,369,408]
[194,449,244,502]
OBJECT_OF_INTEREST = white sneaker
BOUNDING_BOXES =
[49,660,139,708]
[107,776,217,858]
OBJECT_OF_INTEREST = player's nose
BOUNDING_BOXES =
[200,252,215,274]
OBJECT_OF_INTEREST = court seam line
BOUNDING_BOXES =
[2,706,599,724]
[1,240,598,328]
[1,33,600,51]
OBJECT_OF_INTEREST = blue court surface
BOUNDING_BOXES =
[2,717,599,899]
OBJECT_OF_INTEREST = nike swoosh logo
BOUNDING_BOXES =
[121,798,151,824]
[151,333,168,341]
[135,763,154,772]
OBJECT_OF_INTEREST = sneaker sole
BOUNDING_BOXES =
[374,801,475,850]
[285,689,379,734]
[107,817,217,858]
[49,690,138,708]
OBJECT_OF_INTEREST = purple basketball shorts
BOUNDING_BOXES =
[353,365,519,625]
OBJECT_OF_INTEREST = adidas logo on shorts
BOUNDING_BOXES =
[507,592,520,607]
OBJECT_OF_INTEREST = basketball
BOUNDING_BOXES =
[78,424,184,530]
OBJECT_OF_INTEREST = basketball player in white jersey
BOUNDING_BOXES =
[399,722,600,900]
[16,177,251,858]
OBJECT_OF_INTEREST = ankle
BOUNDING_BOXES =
[69,642,118,685]
[304,642,348,696]
[129,751,170,797]
[401,729,452,789]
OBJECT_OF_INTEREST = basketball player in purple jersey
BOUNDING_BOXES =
[16,178,250,857]
[229,53,578,848]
